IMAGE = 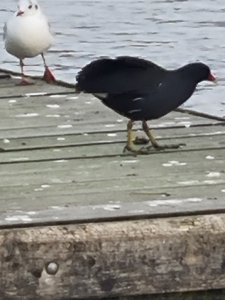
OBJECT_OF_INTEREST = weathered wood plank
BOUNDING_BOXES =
[0,73,73,98]
[0,72,224,226]
[0,184,224,216]
[0,70,225,299]
[0,94,220,126]
[0,147,224,226]
[0,120,223,140]
[114,290,225,300]
[0,123,225,151]
[0,88,223,137]
[1,193,225,228]
[0,69,225,300]
[1,215,225,299]
[0,132,224,163]
[0,146,224,190]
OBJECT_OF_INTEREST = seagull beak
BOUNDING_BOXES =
[208,72,217,84]
[17,10,24,16]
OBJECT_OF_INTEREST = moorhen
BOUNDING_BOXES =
[75,56,216,154]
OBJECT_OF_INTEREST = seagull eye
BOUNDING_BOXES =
[35,4,38,9]
[28,5,32,9]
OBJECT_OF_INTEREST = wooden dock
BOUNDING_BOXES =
[0,69,225,300]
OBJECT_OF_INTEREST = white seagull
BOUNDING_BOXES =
[4,0,56,84]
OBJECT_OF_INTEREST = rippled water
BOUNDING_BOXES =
[1,0,225,117]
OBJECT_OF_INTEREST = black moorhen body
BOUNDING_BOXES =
[75,56,216,154]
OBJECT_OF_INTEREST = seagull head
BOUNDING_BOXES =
[16,0,41,17]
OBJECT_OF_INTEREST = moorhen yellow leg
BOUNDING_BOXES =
[142,120,185,150]
[123,120,151,154]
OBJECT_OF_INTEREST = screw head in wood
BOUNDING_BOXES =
[46,262,59,275]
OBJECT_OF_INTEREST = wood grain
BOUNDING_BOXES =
[1,214,225,299]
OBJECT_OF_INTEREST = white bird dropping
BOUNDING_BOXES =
[4,0,56,84]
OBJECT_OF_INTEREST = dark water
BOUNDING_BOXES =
[1,0,225,117]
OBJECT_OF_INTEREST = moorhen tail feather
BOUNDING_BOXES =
[76,56,165,94]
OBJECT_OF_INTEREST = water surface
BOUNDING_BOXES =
[1,0,225,116]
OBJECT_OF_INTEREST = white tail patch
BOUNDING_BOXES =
[132,97,143,102]
[128,109,142,114]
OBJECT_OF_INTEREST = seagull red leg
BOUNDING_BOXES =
[41,53,56,83]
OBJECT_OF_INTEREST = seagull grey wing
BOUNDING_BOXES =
[39,11,52,31]
[44,14,54,37]
[39,12,54,42]
[47,20,52,34]
[3,23,7,41]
